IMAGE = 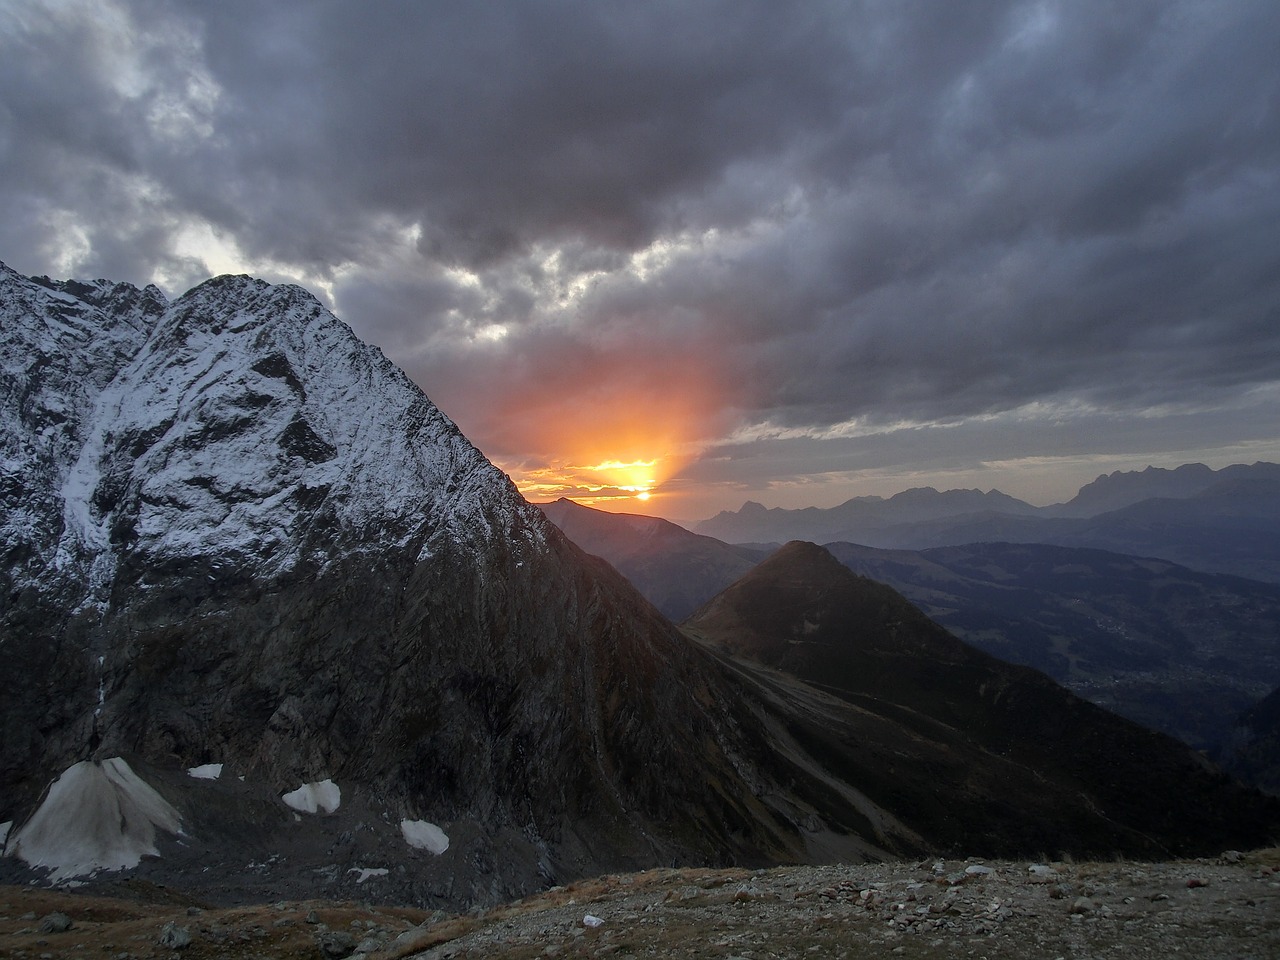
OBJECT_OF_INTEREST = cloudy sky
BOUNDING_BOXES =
[3,1,1279,519]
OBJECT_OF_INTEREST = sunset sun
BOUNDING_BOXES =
[475,363,727,514]
[500,446,686,513]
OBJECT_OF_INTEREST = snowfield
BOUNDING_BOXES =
[401,818,450,854]
[281,779,341,815]
[6,758,182,881]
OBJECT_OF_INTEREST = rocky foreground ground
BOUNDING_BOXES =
[3,849,1278,960]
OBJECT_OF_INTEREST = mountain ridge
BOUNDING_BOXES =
[686,541,1278,856]
[541,499,1280,788]
[690,464,1280,582]
[1056,462,1280,517]
[537,497,767,620]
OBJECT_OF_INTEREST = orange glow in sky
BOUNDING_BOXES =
[504,451,687,511]
[431,333,741,515]
[478,373,727,513]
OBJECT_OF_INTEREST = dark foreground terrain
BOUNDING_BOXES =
[4,849,1279,959]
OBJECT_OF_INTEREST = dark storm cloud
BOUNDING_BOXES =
[173,0,867,268]
[3,0,1279,509]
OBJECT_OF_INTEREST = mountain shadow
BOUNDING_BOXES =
[538,498,768,620]
[826,540,1280,757]
[685,541,1280,859]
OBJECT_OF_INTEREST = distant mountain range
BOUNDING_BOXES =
[1054,462,1280,517]
[694,464,1280,582]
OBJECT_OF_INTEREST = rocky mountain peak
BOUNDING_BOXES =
[15,264,532,602]
[0,263,837,904]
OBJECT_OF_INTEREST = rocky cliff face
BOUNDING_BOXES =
[0,263,823,904]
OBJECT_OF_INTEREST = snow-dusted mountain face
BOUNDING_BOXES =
[1,264,546,768]
[1,262,857,904]
[2,264,515,607]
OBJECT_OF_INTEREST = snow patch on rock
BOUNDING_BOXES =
[186,763,223,780]
[281,779,341,814]
[6,758,182,881]
[400,818,449,854]
[349,867,389,884]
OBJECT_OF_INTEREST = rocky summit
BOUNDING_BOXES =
[1,264,1277,913]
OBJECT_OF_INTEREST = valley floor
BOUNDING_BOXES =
[3,850,1279,960]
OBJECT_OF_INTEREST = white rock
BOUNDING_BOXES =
[1028,863,1059,881]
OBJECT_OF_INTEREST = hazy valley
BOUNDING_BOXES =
[541,479,1280,794]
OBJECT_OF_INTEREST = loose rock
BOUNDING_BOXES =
[37,913,72,934]
[319,930,357,958]
[157,923,191,950]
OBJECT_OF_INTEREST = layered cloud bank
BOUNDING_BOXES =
[3,0,1279,513]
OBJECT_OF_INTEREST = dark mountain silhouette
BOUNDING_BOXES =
[685,542,1278,857]
[826,541,1280,755]
[540,499,1280,773]
[1223,686,1280,796]
[537,498,767,620]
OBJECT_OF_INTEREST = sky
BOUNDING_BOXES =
[3,0,1279,520]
